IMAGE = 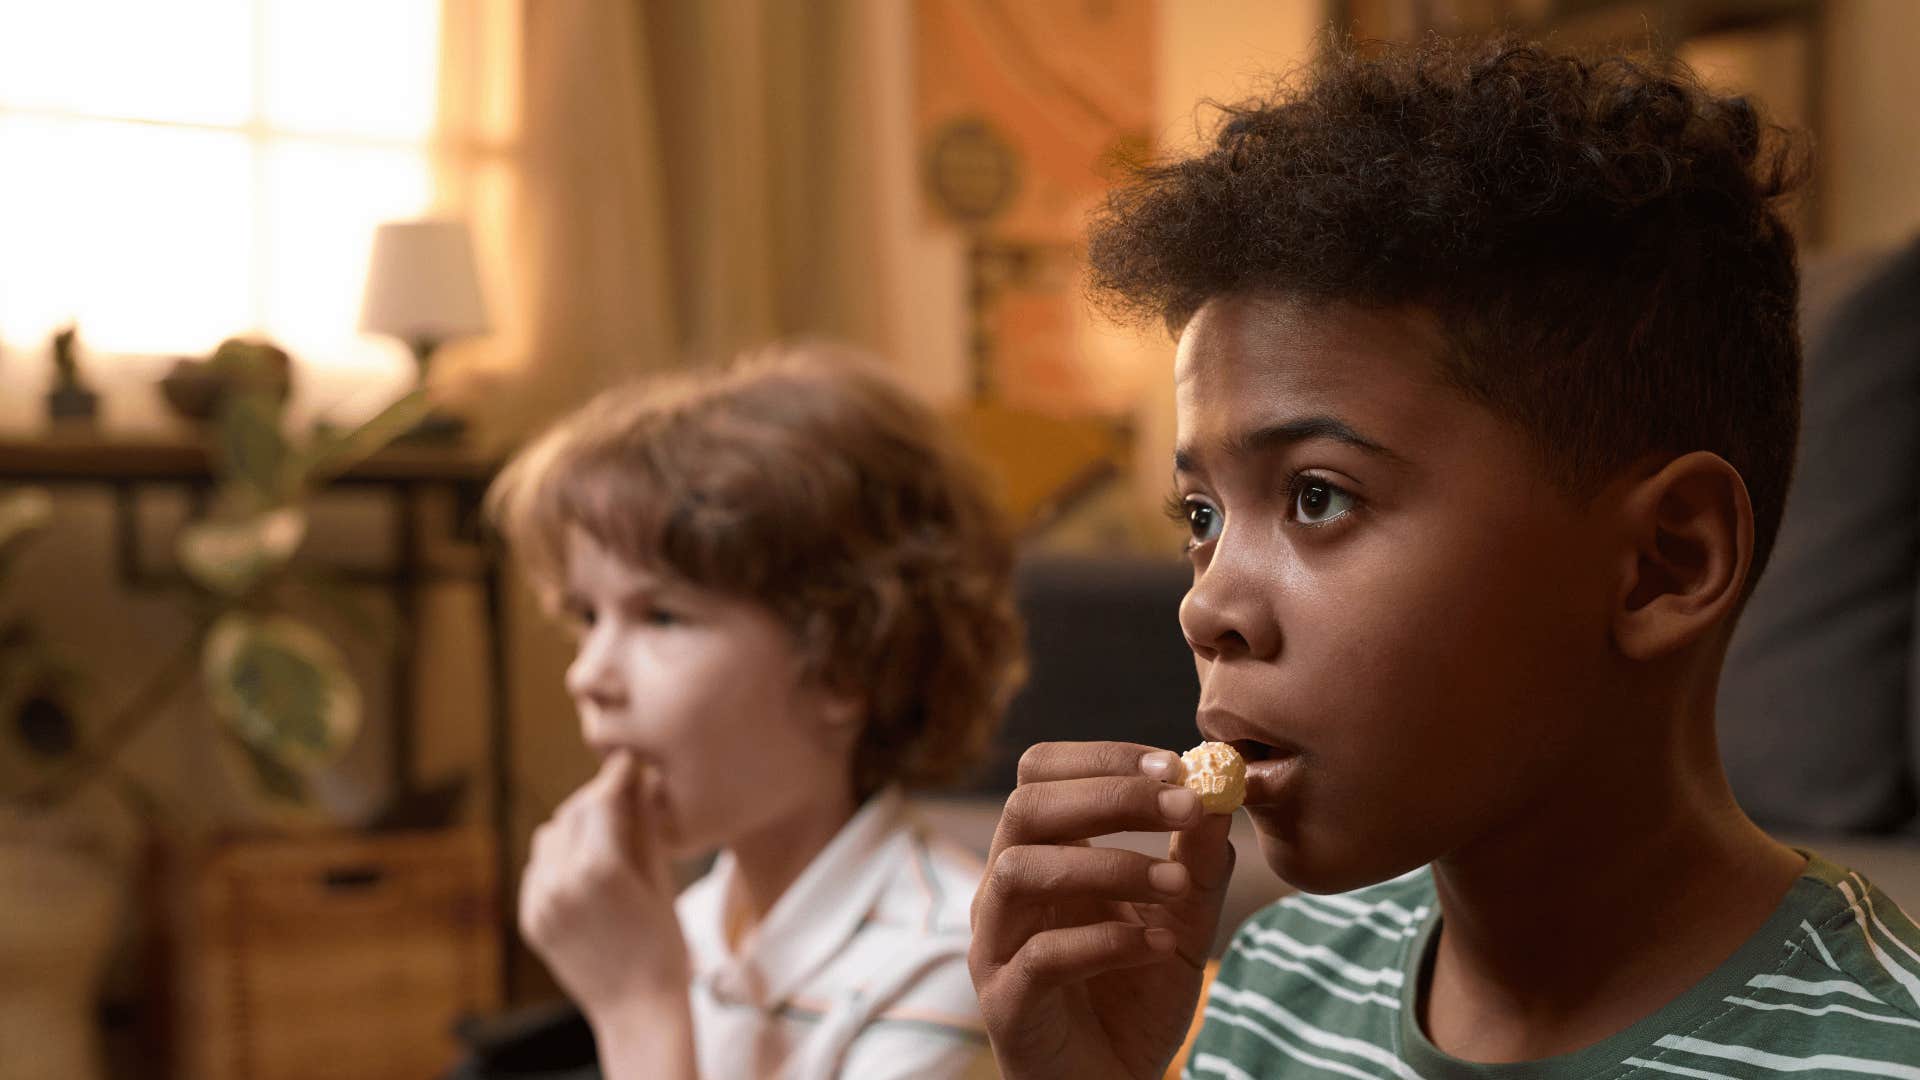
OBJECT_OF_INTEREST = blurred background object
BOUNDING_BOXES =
[358,219,491,443]
[0,1,1917,1077]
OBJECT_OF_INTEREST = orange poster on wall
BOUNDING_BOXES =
[916,0,1156,412]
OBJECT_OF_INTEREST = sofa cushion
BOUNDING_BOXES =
[959,554,1199,792]
[1718,239,1920,832]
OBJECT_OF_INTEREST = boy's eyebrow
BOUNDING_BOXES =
[1173,414,1409,474]
[560,583,670,611]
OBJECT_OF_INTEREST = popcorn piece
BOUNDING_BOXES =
[1180,741,1247,814]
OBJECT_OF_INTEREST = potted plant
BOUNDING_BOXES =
[0,340,430,1079]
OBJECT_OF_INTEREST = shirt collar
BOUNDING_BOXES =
[682,787,913,1008]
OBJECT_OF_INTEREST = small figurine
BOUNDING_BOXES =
[45,323,99,432]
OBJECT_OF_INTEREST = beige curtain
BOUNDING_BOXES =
[436,0,914,449]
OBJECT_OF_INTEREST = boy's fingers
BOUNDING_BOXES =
[590,749,637,798]
[569,752,655,873]
[1168,809,1236,893]
[1015,740,1177,784]
[1160,811,1237,964]
[632,763,674,890]
[1000,920,1177,992]
[988,845,1188,907]
[974,845,1189,965]
[988,776,1202,864]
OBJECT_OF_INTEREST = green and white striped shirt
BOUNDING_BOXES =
[1187,851,1920,1079]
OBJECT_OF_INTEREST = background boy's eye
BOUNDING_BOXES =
[1292,479,1355,525]
[1186,501,1222,545]
[644,607,679,627]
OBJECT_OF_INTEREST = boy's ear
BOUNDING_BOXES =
[807,681,867,748]
[1611,451,1754,660]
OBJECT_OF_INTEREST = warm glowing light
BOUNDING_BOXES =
[0,115,253,353]
[0,0,443,375]
[0,1,254,126]
[264,0,440,140]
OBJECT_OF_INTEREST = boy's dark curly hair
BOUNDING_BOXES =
[1090,36,1809,590]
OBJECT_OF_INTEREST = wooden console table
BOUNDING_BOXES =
[0,435,519,996]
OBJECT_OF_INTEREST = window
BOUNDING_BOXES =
[0,0,509,409]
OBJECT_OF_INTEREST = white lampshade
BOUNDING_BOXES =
[358,219,490,344]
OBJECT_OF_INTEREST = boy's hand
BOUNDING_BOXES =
[969,741,1236,1080]
[520,750,689,1020]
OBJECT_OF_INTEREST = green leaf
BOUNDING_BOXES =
[297,389,431,485]
[233,735,311,804]
[203,613,361,766]
[215,393,292,511]
[177,508,307,597]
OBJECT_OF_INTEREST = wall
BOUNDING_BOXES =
[1128,0,1326,522]
[1819,0,1920,253]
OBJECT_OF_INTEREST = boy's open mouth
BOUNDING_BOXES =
[1228,740,1301,807]
[1227,738,1285,763]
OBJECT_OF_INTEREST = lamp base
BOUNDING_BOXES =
[394,338,467,444]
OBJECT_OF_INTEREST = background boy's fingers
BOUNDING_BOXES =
[631,763,674,891]
[989,775,1201,863]
[1016,740,1173,784]
[1003,920,1177,992]
[589,749,637,799]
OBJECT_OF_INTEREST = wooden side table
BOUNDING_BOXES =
[177,827,500,1080]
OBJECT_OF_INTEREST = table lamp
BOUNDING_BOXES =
[358,218,490,442]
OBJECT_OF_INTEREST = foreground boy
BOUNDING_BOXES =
[969,37,1920,1078]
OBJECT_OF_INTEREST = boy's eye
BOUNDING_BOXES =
[1186,500,1222,545]
[1292,478,1355,525]
[643,607,680,627]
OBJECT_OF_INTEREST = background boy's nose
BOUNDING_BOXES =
[565,638,628,710]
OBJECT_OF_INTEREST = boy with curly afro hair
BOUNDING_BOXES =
[968,35,1920,1078]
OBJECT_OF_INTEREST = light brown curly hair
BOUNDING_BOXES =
[485,343,1027,801]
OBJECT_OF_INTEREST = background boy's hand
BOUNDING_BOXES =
[519,750,688,1019]
[968,741,1236,1080]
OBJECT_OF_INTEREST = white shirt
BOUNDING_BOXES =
[675,788,999,1080]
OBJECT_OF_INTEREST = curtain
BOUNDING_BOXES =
[436,0,925,451]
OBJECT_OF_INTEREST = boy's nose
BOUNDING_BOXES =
[1180,563,1280,662]
[564,636,627,710]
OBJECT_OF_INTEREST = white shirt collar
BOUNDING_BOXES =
[679,787,913,1008]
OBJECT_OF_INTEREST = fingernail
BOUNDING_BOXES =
[1148,861,1189,896]
[1139,751,1179,780]
[1159,786,1199,822]
[1145,928,1177,952]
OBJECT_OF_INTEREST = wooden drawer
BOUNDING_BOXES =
[181,828,501,1080]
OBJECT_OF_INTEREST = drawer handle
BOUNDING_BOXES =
[321,865,388,891]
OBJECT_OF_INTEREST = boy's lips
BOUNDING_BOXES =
[1195,707,1302,807]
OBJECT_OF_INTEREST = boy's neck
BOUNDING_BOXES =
[1419,693,1805,1064]
[720,789,859,952]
